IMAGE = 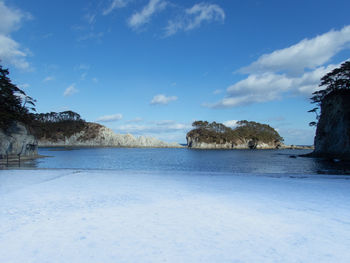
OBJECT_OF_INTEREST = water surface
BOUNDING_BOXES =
[11,148,348,175]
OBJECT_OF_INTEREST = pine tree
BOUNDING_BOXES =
[309,61,350,126]
[0,64,36,129]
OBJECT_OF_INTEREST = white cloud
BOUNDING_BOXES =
[293,64,339,94]
[208,64,340,108]
[63,84,78,97]
[0,1,30,34]
[207,26,350,108]
[117,120,190,133]
[0,1,31,69]
[185,3,225,31]
[241,25,350,75]
[128,0,167,29]
[223,120,238,128]
[165,3,225,37]
[126,117,143,123]
[155,120,175,125]
[72,15,104,44]
[43,76,54,82]
[114,120,191,143]
[213,89,222,95]
[81,72,87,80]
[92,77,98,83]
[103,0,130,15]
[116,124,148,132]
[150,94,178,105]
[97,113,123,122]
[84,13,96,25]
[0,35,29,69]
[75,64,90,71]
[77,32,104,42]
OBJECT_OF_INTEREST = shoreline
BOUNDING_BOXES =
[37,145,185,149]
[300,151,350,161]
[187,146,314,150]
[37,145,314,150]
[0,154,48,165]
[1,167,349,178]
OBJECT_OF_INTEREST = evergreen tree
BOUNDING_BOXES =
[0,64,36,129]
[308,61,350,126]
[310,61,350,107]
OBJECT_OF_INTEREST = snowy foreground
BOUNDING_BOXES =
[0,170,350,263]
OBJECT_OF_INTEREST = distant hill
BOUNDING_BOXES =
[31,111,181,148]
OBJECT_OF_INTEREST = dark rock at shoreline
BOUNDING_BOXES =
[312,90,350,160]
[0,121,38,159]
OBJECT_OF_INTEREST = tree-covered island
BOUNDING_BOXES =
[186,120,284,149]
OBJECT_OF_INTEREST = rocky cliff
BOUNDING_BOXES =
[37,122,181,148]
[0,122,38,158]
[186,137,281,150]
[313,90,350,159]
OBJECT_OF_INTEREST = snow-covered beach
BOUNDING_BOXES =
[1,169,350,262]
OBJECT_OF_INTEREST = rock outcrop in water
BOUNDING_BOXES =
[186,137,281,149]
[312,90,350,159]
[0,122,38,158]
[37,122,181,148]
[187,120,283,149]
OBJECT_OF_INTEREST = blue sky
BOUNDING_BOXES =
[1,0,350,144]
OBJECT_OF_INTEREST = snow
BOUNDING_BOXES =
[0,169,350,262]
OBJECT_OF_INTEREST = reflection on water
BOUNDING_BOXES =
[5,147,348,175]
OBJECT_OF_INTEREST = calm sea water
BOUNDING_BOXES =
[12,147,350,175]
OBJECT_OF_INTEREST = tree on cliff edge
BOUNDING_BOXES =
[311,61,350,105]
[309,61,350,126]
[0,64,36,129]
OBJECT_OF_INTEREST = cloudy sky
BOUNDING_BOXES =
[1,0,350,144]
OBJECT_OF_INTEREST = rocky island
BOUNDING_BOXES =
[186,120,284,149]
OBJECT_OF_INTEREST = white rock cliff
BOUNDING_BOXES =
[186,136,281,149]
[38,123,181,148]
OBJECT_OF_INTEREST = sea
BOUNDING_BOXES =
[8,147,350,175]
